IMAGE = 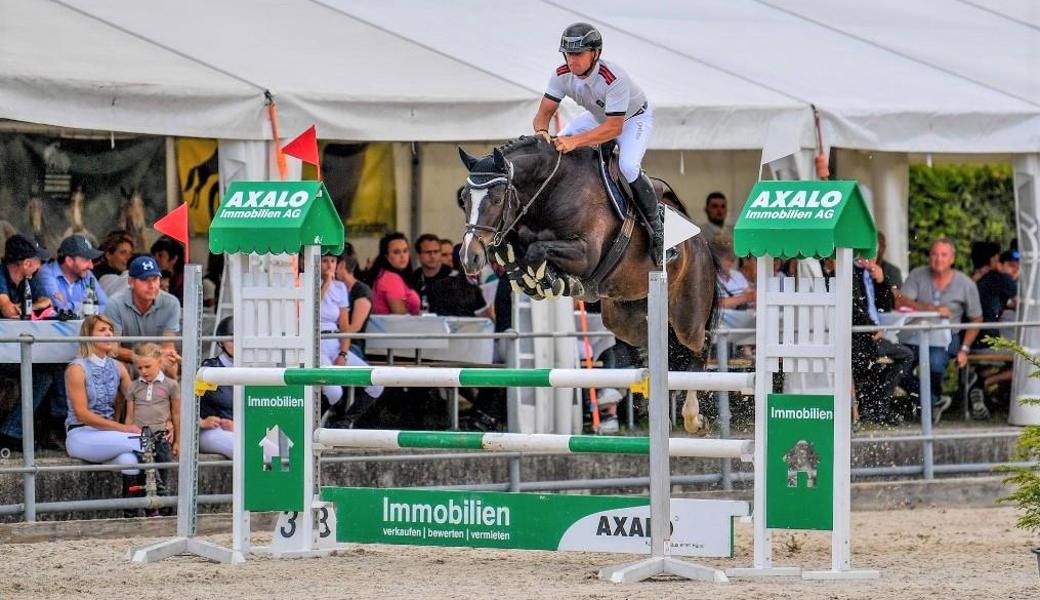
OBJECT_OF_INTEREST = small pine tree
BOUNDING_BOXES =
[987,336,1040,537]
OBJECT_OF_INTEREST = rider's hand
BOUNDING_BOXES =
[553,136,578,154]
[535,129,552,144]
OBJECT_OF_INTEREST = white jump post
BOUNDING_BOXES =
[205,180,344,561]
[726,180,880,580]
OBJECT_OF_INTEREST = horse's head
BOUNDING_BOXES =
[457,146,515,276]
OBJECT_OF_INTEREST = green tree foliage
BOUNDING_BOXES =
[908,164,1015,272]
[987,336,1040,537]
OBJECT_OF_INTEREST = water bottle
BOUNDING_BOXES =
[81,279,98,317]
[20,279,32,320]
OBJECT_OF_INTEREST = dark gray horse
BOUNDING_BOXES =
[458,136,718,432]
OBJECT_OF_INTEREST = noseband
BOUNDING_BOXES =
[464,151,562,251]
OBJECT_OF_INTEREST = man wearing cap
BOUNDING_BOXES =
[102,255,182,377]
[36,234,108,315]
[0,234,52,318]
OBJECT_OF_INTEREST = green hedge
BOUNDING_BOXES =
[908,164,1016,273]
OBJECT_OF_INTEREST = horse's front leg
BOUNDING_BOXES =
[525,236,596,298]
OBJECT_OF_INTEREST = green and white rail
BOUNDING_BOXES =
[196,366,755,393]
[313,429,753,461]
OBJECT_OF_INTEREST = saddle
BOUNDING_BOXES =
[576,142,657,293]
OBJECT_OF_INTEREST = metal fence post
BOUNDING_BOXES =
[918,343,934,480]
[716,333,733,491]
[19,335,35,522]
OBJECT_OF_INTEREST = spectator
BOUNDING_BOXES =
[37,234,108,315]
[198,316,234,458]
[851,257,913,424]
[150,236,184,301]
[700,192,733,257]
[202,253,224,313]
[896,238,983,422]
[95,231,135,298]
[877,231,903,289]
[0,234,51,318]
[439,238,455,269]
[970,240,1002,283]
[427,245,490,317]
[412,233,451,310]
[976,249,1019,343]
[318,251,382,409]
[367,232,421,315]
[94,231,134,278]
[126,343,180,502]
[714,235,754,310]
[334,243,373,355]
[102,255,182,377]
[0,235,60,451]
[64,314,143,513]
[159,270,172,293]
[967,249,1020,420]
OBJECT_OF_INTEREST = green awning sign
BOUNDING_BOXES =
[209,180,344,255]
[733,180,876,259]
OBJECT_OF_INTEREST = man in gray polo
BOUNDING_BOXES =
[102,255,181,376]
[896,238,982,422]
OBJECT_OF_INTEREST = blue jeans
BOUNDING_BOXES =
[901,344,955,406]
[0,364,68,439]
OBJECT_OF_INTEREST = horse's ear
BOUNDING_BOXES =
[458,147,478,171]
[493,148,510,174]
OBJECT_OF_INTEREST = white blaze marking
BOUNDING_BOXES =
[463,188,488,250]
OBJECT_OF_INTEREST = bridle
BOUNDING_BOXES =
[463,150,562,250]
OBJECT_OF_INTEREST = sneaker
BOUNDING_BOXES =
[969,388,990,421]
[598,416,620,434]
[932,395,952,425]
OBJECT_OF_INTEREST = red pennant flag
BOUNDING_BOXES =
[282,125,321,179]
[154,203,190,263]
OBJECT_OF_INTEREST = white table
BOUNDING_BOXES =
[364,315,495,364]
[879,311,951,348]
[0,319,81,363]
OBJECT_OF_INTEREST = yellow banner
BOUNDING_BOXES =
[349,142,396,235]
[176,138,220,234]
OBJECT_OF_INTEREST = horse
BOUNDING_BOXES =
[458,136,718,433]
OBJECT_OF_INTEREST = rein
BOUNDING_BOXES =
[465,150,563,248]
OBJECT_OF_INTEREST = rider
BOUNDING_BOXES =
[533,22,666,266]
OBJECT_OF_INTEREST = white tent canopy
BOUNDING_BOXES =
[3,0,1037,152]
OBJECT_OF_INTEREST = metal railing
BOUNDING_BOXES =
[1,319,1037,522]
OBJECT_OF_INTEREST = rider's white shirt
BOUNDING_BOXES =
[545,59,647,123]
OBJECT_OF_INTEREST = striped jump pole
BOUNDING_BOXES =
[313,429,754,462]
[196,366,755,393]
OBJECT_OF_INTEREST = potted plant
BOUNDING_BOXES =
[987,336,1040,577]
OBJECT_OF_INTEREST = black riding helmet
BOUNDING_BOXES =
[216,316,233,355]
[559,22,602,54]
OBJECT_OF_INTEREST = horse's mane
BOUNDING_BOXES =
[497,135,544,156]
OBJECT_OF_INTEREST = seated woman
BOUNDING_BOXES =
[319,252,383,412]
[64,314,142,502]
[368,232,420,315]
[714,235,754,310]
[198,316,235,458]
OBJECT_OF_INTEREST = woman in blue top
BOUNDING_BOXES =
[65,314,141,501]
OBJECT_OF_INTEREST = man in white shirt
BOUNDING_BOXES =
[532,23,666,265]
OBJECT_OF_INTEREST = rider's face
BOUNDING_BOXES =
[565,50,597,77]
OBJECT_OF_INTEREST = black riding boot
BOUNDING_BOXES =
[629,174,668,267]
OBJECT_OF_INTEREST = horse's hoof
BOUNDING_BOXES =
[535,261,546,280]
[682,414,705,435]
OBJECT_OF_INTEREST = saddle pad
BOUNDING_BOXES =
[596,147,628,221]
